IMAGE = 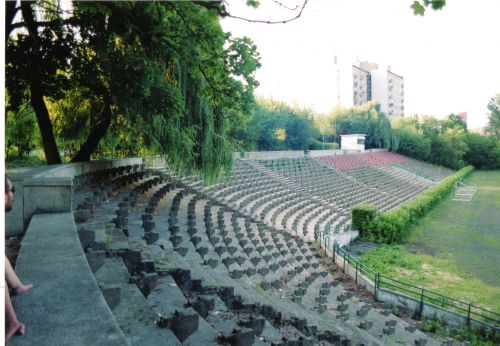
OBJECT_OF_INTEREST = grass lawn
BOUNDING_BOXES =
[361,170,500,315]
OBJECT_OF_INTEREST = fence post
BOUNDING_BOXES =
[332,242,336,264]
[375,273,380,300]
[467,303,471,328]
[355,261,358,284]
[419,288,425,317]
[343,251,346,273]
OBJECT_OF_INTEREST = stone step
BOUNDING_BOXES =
[148,275,219,344]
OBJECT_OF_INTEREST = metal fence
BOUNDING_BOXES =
[315,230,500,327]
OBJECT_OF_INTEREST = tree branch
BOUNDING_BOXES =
[223,0,308,24]
[270,0,302,11]
[8,18,77,33]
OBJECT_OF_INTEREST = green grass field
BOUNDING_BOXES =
[361,170,500,314]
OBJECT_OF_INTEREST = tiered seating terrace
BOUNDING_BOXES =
[11,156,451,345]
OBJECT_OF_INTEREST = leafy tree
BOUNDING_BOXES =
[283,106,318,150]
[329,101,393,149]
[6,1,261,182]
[5,105,40,160]
[442,113,467,132]
[241,98,317,151]
[247,101,287,151]
[419,116,442,139]
[393,128,431,162]
[392,114,420,132]
[431,128,467,169]
[464,133,500,169]
[485,94,500,138]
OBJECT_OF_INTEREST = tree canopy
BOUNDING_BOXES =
[327,101,395,150]
[6,1,260,181]
[233,98,318,151]
[485,94,500,138]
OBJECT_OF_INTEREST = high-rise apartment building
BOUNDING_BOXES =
[363,62,404,119]
[386,70,405,118]
[335,57,404,119]
[352,65,371,106]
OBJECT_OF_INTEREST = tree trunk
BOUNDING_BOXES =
[30,85,62,164]
[71,103,113,163]
[6,1,19,39]
[20,1,61,164]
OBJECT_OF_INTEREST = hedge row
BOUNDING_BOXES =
[351,204,377,234]
[353,165,474,243]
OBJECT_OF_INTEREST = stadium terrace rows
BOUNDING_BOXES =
[14,152,457,345]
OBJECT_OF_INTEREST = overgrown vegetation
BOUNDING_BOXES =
[358,170,500,338]
[357,166,474,243]
[420,317,498,346]
[361,245,500,323]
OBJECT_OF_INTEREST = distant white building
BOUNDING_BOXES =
[371,66,404,118]
[341,134,366,151]
[334,57,404,119]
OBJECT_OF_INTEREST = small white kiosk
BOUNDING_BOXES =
[340,134,366,151]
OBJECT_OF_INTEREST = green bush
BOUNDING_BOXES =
[351,204,377,236]
[360,165,474,243]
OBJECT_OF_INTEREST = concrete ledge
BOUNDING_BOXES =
[6,158,143,236]
[9,213,126,345]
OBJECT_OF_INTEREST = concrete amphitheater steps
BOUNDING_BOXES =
[95,257,183,345]
[154,189,436,342]
[10,213,126,346]
[67,164,459,346]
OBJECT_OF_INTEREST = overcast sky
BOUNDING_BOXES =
[221,0,500,129]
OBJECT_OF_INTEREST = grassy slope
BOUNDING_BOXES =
[361,170,500,313]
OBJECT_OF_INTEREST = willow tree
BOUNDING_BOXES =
[6,1,260,181]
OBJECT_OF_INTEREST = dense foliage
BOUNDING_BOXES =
[233,98,318,151]
[6,1,260,182]
[351,204,378,237]
[359,165,474,243]
[5,104,40,160]
[485,95,500,138]
[326,102,396,150]
[393,114,499,170]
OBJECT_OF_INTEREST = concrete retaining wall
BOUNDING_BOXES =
[377,288,499,332]
[241,151,305,160]
[144,156,167,169]
[6,158,143,237]
[367,148,388,153]
[309,150,348,157]
[240,148,388,160]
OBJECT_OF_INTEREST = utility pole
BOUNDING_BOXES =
[335,55,340,107]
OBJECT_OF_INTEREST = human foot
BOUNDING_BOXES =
[6,320,25,340]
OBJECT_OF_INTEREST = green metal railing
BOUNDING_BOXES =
[314,229,500,327]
